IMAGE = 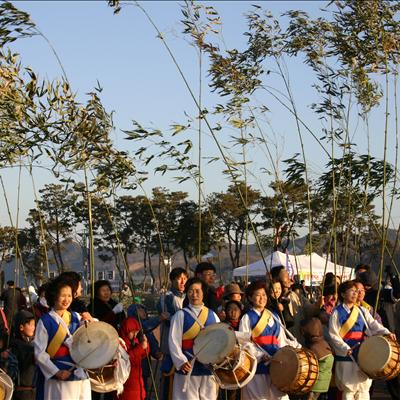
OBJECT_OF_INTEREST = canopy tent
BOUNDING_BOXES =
[232,251,352,284]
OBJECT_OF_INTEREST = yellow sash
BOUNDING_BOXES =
[252,309,272,338]
[46,311,71,358]
[339,305,359,338]
[361,301,371,312]
[182,307,209,340]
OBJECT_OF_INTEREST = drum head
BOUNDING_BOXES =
[270,347,299,388]
[0,371,13,400]
[359,336,391,374]
[71,321,119,369]
[194,323,236,365]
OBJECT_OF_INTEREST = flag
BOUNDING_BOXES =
[285,249,295,280]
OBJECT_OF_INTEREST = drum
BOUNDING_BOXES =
[270,346,319,394]
[358,335,400,380]
[0,369,13,400]
[71,321,130,393]
[212,344,257,389]
[193,323,257,389]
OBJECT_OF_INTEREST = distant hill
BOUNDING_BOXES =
[4,228,400,288]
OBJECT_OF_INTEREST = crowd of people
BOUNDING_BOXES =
[0,261,398,400]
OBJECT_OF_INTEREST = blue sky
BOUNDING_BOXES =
[1,1,397,229]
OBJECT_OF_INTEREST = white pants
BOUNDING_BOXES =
[335,361,371,398]
[242,374,289,400]
[44,379,91,400]
[172,373,218,400]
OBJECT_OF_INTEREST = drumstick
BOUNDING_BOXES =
[84,321,91,343]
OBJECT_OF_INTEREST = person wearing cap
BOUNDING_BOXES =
[10,310,36,400]
[169,277,220,400]
[217,283,244,321]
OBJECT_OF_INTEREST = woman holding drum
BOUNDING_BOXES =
[168,277,220,400]
[239,280,301,400]
[33,276,91,400]
[328,280,396,400]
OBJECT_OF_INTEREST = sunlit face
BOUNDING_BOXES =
[55,286,73,311]
[250,288,267,310]
[226,303,241,321]
[199,269,215,286]
[173,273,188,293]
[342,286,358,305]
[187,283,204,306]
[272,282,282,299]
[229,293,242,302]
[97,285,112,303]
[355,282,365,303]
[20,319,35,338]
[279,270,292,289]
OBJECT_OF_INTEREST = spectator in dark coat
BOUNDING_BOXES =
[10,310,36,400]
[87,280,125,331]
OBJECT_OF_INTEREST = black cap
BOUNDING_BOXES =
[195,262,216,274]
[13,310,34,328]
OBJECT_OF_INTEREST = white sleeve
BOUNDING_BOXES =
[277,319,301,348]
[361,307,391,336]
[328,310,351,357]
[34,319,59,379]
[212,311,220,323]
[168,310,188,370]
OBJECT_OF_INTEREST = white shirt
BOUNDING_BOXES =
[168,304,220,370]
[328,303,390,357]
[239,308,300,362]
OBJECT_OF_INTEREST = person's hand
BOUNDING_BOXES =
[262,354,270,363]
[180,361,192,374]
[141,335,148,350]
[55,370,72,381]
[81,312,93,321]
[159,312,169,321]
[346,349,353,356]
[217,310,226,321]
[389,333,397,342]
[112,303,124,314]
[277,303,284,312]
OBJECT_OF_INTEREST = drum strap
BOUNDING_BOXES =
[182,307,209,340]
[339,306,359,338]
[252,309,272,338]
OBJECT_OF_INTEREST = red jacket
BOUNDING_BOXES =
[118,317,149,400]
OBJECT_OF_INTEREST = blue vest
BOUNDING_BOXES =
[247,309,280,374]
[41,311,82,380]
[335,304,366,362]
[177,307,217,376]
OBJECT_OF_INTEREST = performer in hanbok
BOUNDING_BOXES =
[34,276,91,400]
[329,280,396,400]
[239,280,300,400]
[168,277,220,400]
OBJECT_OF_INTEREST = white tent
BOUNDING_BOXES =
[233,251,352,284]
[232,251,296,277]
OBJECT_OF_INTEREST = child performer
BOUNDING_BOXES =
[239,280,300,400]
[329,280,396,400]
[34,276,91,400]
